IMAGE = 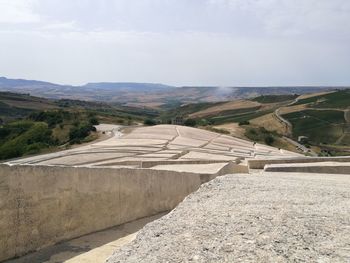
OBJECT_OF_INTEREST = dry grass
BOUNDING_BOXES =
[189,100,261,118]
[278,104,308,115]
[126,102,165,109]
[212,123,246,139]
[297,91,335,100]
[250,113,287,134]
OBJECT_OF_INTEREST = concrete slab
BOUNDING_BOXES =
[249,156,350,169]
[170,137,207,147]
[264,162,350,174]
[151,163,228,174]
[180,151,238,161]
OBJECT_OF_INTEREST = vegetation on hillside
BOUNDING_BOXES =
[0,92,160,160]
[282,110,346,145]
[294,89,350,109]
[245,127,275,146]
[0,110,100,160]
[252,94,298,104]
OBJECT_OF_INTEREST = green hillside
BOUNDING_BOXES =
[282,110,346,145]
[252,94,298,104]
[0,92,158,160]
[294,89,350,109]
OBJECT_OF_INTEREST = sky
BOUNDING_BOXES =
[0,0,349,86]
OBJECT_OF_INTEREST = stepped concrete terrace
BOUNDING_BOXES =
[2,124,350,262]
[6,124,300,169]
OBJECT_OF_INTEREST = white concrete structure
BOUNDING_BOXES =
[5,125,300,172]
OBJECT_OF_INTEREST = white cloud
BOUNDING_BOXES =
[0,0,40,24]
[0,0,349,85]
[207,0,350,38]
[41,21,78,31]
[0,29,349,86]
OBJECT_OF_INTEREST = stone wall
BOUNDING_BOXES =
[0,164,206,261]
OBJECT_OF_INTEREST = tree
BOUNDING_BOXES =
[184,119,196,127]
[89,117,99,125]
[144,119,157,126]
[264,135,275,145]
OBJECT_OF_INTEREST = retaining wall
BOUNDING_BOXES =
[0,164,207,261]
[248,156,350,169]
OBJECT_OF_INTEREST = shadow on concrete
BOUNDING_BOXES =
[5,213,166,263]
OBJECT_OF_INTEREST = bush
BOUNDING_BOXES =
[89,117,99,125]
[29,110,67,128]
[0,122,53,160]
[184,119,197,127]
[239,120,250,126]
[69,123,95,144]
[144,119,157,126]
[264,135,275,145]
[245,127,276,146]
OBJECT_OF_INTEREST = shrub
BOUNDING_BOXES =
[89,117,99,125]
[239,120,250,126]
[69,123,95,144]
[264,135,275,145]
[184,119,197,127]
[144,119,157,126]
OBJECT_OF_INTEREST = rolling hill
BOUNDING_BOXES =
[0,91,161,160]
[167,90,350,156]
[1,76,348,109]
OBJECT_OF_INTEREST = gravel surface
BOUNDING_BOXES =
[107,173,350,263]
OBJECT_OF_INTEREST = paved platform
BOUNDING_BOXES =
[107,173,350,263]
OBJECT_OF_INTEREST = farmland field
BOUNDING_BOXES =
[294,89,350,109]
[282,110,346,144]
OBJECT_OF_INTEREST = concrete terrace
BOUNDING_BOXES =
[5,124,300,174]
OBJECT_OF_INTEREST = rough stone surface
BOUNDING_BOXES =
[107,173,350,263]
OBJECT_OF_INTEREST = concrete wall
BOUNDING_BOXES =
[248,156,350,169]
[0,164,206,261]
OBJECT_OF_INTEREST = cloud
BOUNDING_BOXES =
[41,21,79,31]
[0,0,349,85]
[207,0,350,39]
[1,29,349,86]
[0,0,40,24]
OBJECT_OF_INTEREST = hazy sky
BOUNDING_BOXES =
[0,0,349,86]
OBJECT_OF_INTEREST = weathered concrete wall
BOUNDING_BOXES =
[0,164,205,262]
[248,156,350,169]
[264,162,350,174]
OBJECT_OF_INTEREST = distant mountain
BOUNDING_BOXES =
[84,82,174,92]
[0,76,348,109]
[0,76,60,88]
